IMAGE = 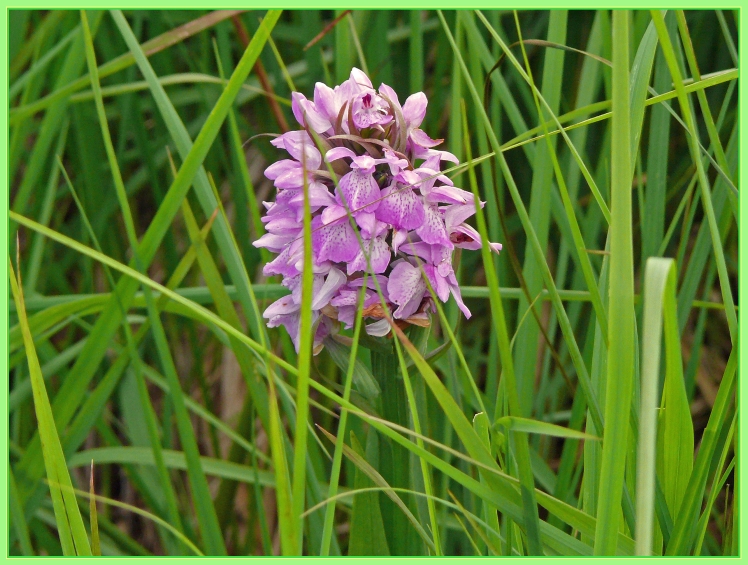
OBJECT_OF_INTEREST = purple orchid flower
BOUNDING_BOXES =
[253,68,502,353]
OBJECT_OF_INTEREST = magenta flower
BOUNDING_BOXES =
[254,68,502,354]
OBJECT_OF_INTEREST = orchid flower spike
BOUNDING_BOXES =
[254,68,502,354]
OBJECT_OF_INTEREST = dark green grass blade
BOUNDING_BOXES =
[14,9,279,516]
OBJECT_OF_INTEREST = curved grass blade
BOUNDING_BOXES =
[649,10,737,344]
[13,10,281,519]
[9,259,92,556]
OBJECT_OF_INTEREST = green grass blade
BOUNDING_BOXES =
[649,10,737,344]
[656,266,693,529]
[320,280,369,555]
[447,10,605,438]
[494,417,600,441]
[89,463,101,556]
[9,259,92,556]
[9,10,244,126]
[80,12,190,551]
[111,8,275,349]
[347,432,390,556]
[13,10,281,517]
[289,138,316,555]
[666,348,736,555]
[460,100,542,554]
[594,11,635,555]
[9,470,33,555]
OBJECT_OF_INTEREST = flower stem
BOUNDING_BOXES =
[371,345,420,555]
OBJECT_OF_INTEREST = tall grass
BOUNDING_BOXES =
[7,9,738,556]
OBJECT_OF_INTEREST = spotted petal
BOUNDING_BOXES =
[387,261,427,319]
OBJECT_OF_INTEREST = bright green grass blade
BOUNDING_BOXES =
[289,140,316,555]
[511,11,610,359]
[470,11,611,225]
[445,10,605,438]
[213,45,268,266]
[58,147,187,552]
[494,417,599,441]
[13,10,280,516]
[318,426,436,553]
[10,10,66,78]
[64,485,202,556]
[510,9,569,418]
[9,24,80,100]
[499,68,736,159]
[68,72,290,106]
[642,12,674,263]
[460,101,542,554]
[268,370,296,555]
[136,287,228,554]
[334,409,632,555]
[177,194,275,527]
[594,11,635,555]
[675,12,735,208]
[628,19,658,173]
[111,9,276,348]
[9,259,92,556]
[80,12,190,551]
[655,267,693,527]
[392,332,442,554]
[473,412,499,553]
[24,118,69,292]
[319,280,369,556]
[649,10,737,344]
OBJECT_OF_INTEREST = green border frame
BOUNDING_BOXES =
[1,4,742,563]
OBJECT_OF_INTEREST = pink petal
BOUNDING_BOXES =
[402,92,427,128]
[450,282,471,318]
[347,237,391,275]
[311,267,347,310]
[291,92,331,133]
[338,169,381,212]
[410,128,443,148]
[376,184,425,230]
[263,295,300,319]
[377,83,401,109]
[349,67,373,91]
[422,264,450,302]
[444,204,478,230]
[312,216,359,264]
[314,82,338,121]
[265,159,299,180]
[387,261,427,319]
[416,202,452,248]
[325,146,356,162]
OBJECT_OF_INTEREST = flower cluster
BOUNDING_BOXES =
[254,68,502,353]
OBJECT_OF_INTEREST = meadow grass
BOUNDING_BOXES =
[7,9,738,556]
